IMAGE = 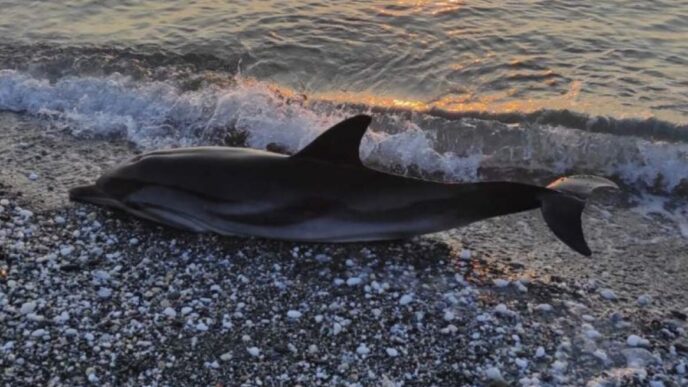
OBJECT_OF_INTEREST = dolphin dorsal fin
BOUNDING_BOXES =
[292,115,372,165]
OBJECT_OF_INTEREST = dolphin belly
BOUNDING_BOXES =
[90,184,457,242]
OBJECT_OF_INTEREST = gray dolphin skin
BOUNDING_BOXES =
[69,115,618,256]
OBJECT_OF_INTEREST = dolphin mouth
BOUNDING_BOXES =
[69,184,118,207]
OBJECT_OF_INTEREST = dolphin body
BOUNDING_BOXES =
[70,115,617,256]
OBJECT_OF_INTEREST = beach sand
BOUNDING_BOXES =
[1,112,687,386]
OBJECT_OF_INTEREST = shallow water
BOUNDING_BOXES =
[2,1,688,121]
[0,2,686,192]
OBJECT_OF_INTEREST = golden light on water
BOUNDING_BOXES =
[380,0,464,16]
[307,78,655,120]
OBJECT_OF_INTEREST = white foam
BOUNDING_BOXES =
[1,70,687,191]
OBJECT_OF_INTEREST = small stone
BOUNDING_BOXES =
[399,294,413,305]
[287,310,302,319]
[346,277,362,286]
[247,347,260,357]
[623,347,658,367]
[356,343,370,355]
[60,246,74,256]
[27,313,44,322]
[535,304,553,312]
[196,322,209,332]
[552,360,567,373]
[637,294,652,306]
[535,347,546,358]
[31,329,47,337]
[20,301,37,315]
[493,279,510,288]
[599,289,617,300]
[162,307,177,318]
[28,172,38,181]
[54,311,70,324]
[386,348,399,357]
[485,367,504,383]
[97,287,112,299]
[627,334,649,347]
[87,371,99,383]
[593,349,608,362]
[220,352,232,361]
[459,249,472,260]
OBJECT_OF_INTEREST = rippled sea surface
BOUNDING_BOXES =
[0,0,687,192]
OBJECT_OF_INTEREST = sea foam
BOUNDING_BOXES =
[0,70,686,191]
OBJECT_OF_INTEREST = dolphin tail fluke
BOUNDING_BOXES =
[539,175,619,256]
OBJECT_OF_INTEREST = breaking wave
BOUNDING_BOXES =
[0,69,686,193]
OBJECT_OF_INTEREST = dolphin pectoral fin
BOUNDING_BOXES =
[292,114,372,165]
[540,175,619,256]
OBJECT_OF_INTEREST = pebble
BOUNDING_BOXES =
[593,349,608,362]
[623,348,658,367]
[356,343,370,355]
[287,310,302,319]
[247,347,261,357]
[399,294,413,305]
[627,335,650,347]
[53,311,70,324]
[535,303,553,312]
[31,329,47,337]
[97,287,112,299]
[162,307,177,318]
[347,277,362,286]
[195,322,209,332]
[19,301,37,315]
[535,347,546,358]
[637,294,652,306]
[599,289,617,300]
[493,279,510,288]
[484,366,504,382]
[28,172,38,181]
[386,348,399,357]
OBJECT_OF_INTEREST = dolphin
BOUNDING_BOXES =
[69,115,617,256]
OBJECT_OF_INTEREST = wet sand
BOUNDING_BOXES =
[1,112,687,386]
